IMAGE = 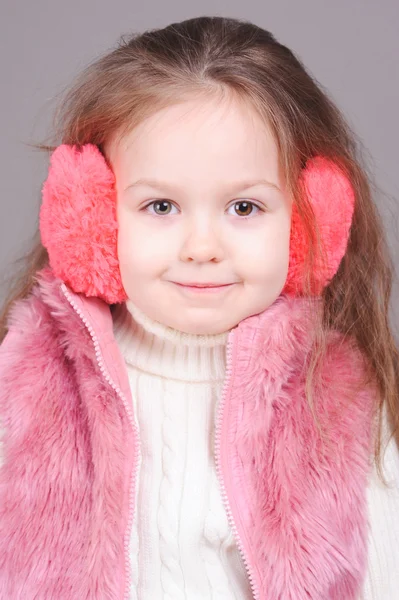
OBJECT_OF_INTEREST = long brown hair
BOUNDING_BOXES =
[1,16,398,482]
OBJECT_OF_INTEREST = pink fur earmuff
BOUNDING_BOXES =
[39,144,355,304]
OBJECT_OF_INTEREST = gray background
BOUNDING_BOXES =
[1,1,398,332]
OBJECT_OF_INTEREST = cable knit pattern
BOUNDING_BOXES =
[157,378,186,599]
[200,401,248,598]
[112,299,253,599]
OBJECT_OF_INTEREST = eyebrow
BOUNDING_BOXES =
[124,177,281,194]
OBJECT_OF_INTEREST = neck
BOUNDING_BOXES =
[112,299,232,382]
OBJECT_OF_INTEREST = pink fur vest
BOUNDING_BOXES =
[0,266,376,599]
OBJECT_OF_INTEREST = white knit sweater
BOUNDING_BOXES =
[112,299,252,599]
[112,300,399,600]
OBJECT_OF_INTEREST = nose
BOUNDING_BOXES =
[179,216,224,263]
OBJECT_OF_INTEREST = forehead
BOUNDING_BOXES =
[106,96,282,191]
[110,96,275,154]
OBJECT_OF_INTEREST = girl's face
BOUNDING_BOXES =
[106,96,292,335]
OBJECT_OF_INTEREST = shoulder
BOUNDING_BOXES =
[0,275,75,400]
[0,266,84,370]
[319,330,377,410]
[308,330,379,460]
[0,286,57,370]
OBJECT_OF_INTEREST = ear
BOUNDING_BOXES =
[39,143,127,303]
[282,156,355,296]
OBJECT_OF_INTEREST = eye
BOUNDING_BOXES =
[142,199,264,218]
[146,200,176,216]
[227,201,262,218]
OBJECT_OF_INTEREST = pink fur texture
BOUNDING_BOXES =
[283,156,355,296]
[0,266,376,599]
[40,144,127,303]
[39,145,355,303]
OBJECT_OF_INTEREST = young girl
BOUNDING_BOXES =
[0,15,398,600]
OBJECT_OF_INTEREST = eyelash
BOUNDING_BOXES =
[141,199,266,220]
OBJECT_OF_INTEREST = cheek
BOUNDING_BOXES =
[235,220,290,279]
[117,217,169,278]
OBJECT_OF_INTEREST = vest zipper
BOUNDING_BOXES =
[60,284,140,600]
[215,329,260,600]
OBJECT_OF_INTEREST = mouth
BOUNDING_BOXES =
[172,282,235,294]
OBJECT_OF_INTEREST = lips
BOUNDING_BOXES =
[172,282,235,295]
[175,282,231,288]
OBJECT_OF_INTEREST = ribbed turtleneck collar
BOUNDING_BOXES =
[112,299,231,382]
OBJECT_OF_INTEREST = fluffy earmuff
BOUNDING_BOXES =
[40,144,127,304]
[39,144,355,304]
[282,156,355,296]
